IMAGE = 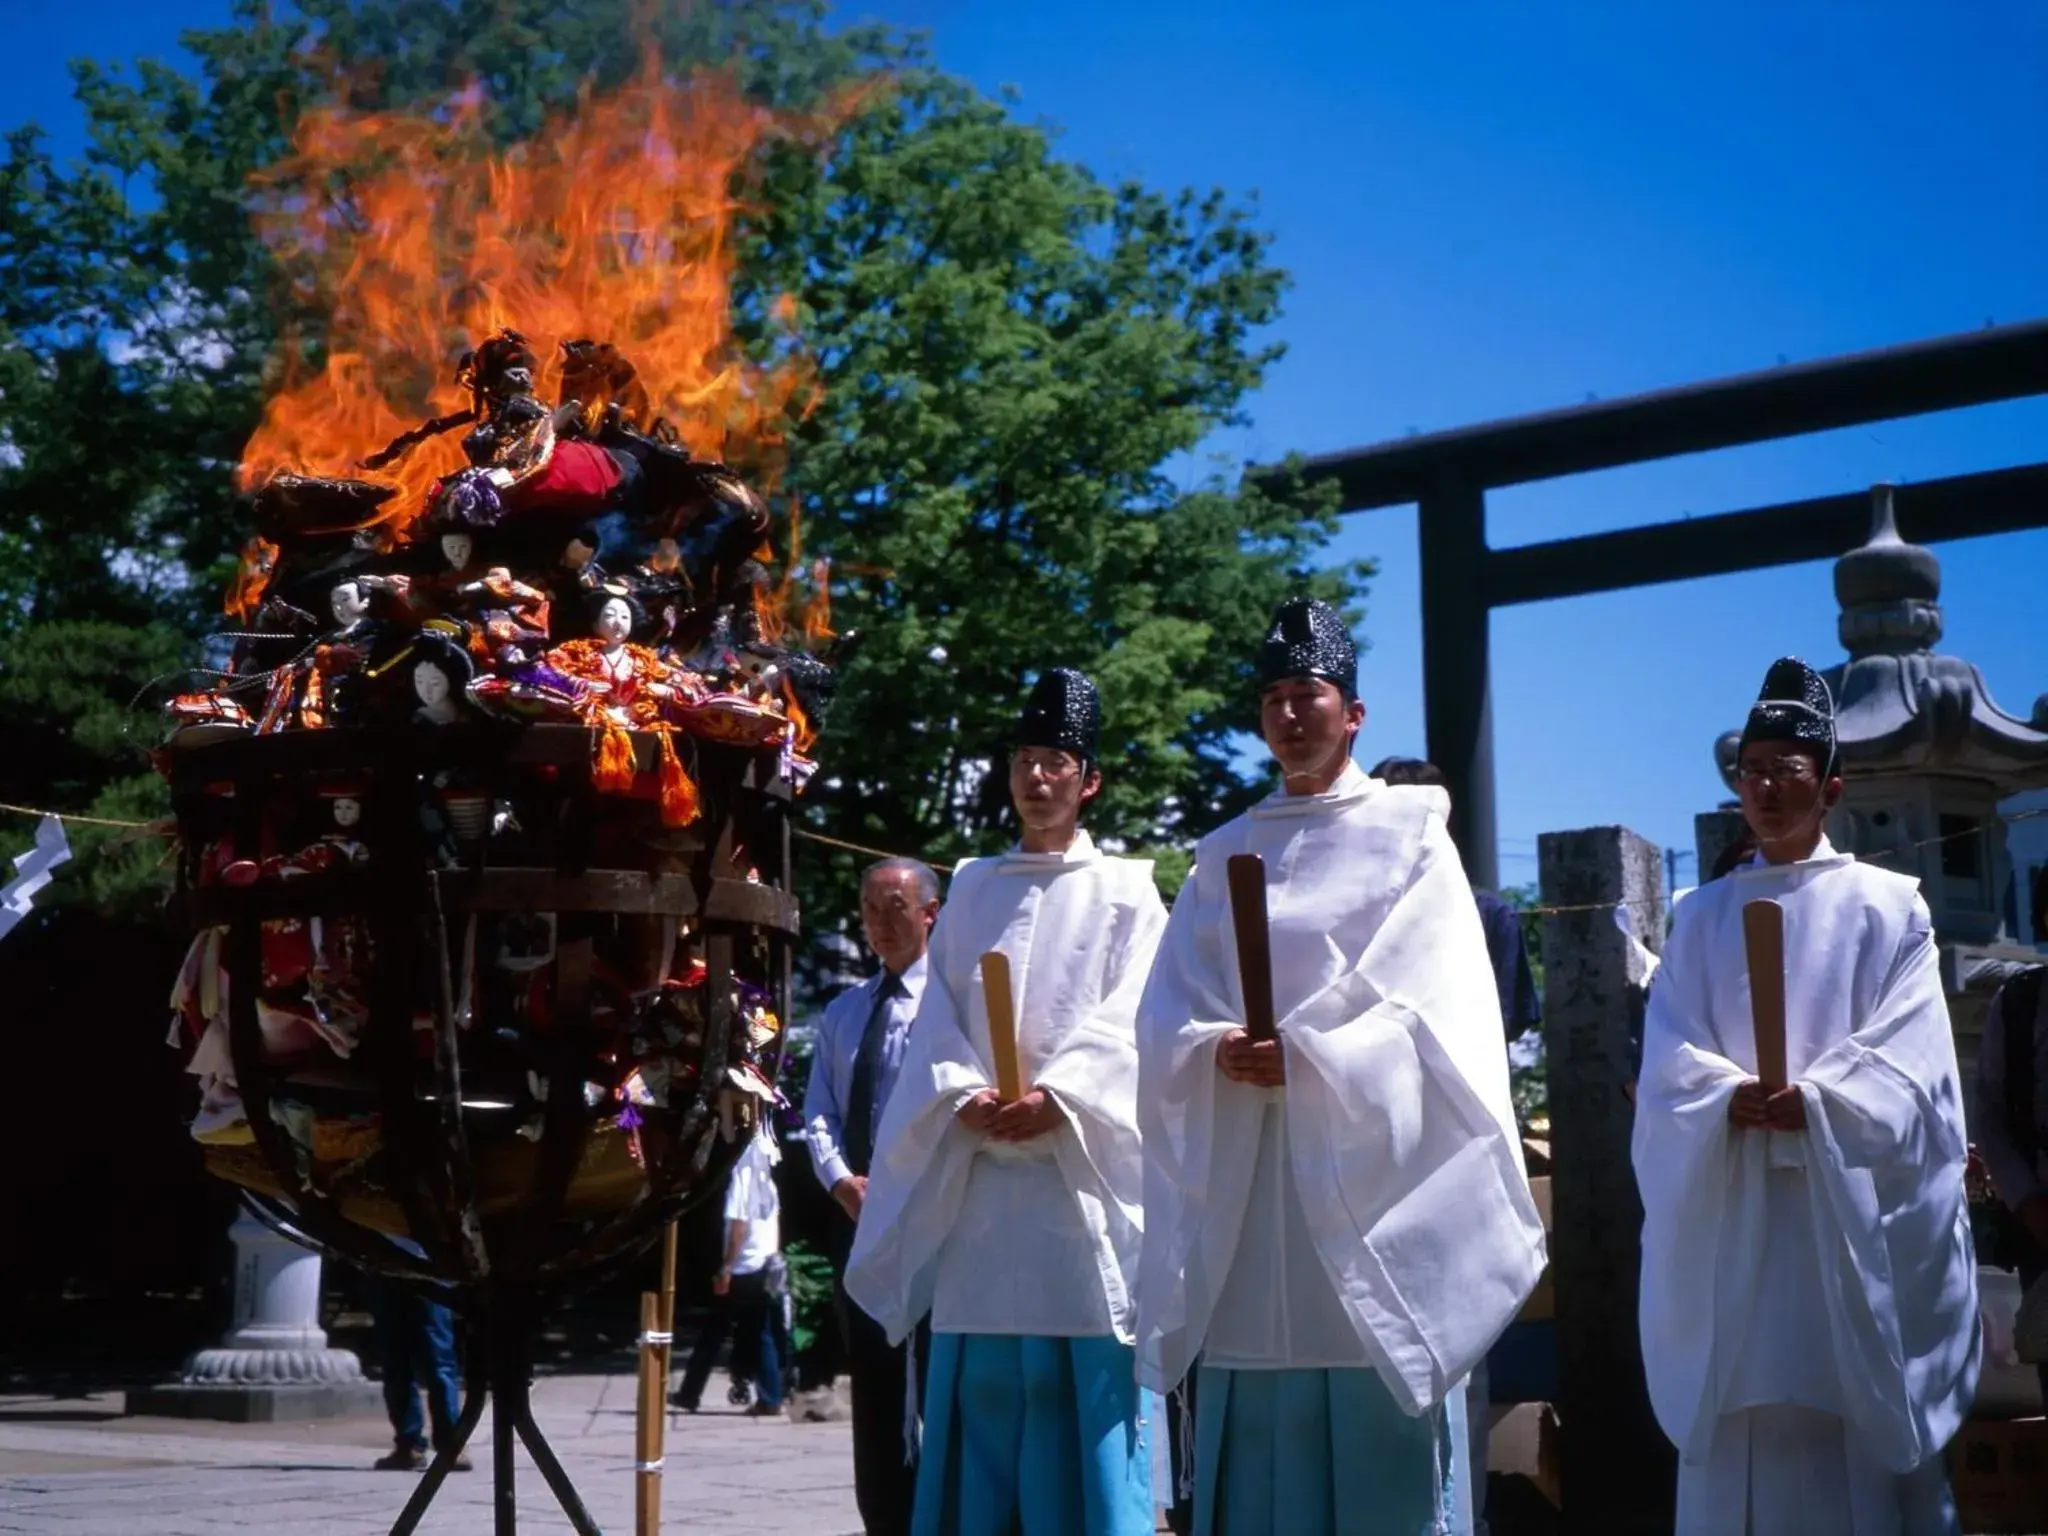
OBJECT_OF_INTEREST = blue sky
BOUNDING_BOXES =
[8,0,2048,889]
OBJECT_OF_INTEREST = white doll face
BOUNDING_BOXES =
[331,796,362,829]
[594,597,634,645]
[440,532,474,571]
[330,581,369,626]
[414,659,453,709]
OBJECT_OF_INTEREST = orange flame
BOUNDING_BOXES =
[225,536,280,621]
[234,57,840,586]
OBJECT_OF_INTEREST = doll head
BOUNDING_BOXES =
[588,586,646,647]
[330,579,371,627]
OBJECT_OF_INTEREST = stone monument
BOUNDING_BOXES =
[126,1207,381,1422]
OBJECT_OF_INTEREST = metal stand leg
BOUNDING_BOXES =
[515,1401,604,1536]
[389,1387,487,1536]
[385,1307,607,1536]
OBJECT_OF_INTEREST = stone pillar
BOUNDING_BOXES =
[1692,807,1748,886]
[1537,825,1674,1531]
[126,1208,382,1422]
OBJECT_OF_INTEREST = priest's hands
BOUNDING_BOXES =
[989,1089,1062,1142]
[1728,1080,1807,1131]
[954,1087,1063,1141]
[956,1088,1002,1134]
[1217,1029,1286,1088]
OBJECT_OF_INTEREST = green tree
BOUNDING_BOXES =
[0,0,1367,950]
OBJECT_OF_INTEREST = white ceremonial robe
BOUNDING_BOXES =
[847,832,1168,1345]
[1633,838,1980,1536]
[1134,764,1546,1412]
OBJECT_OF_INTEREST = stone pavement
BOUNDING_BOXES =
[0,1372,861,1535]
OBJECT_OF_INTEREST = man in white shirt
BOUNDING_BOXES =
[804,857,941,1536]
[674,1122,786,1416]
[849,667,1168,1536]
[1633,656,1979,1535]
[1136,597,1543,1536]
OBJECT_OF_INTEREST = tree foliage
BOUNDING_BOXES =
[0,0,1367,956]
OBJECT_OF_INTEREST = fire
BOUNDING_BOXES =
[235,57,833,568]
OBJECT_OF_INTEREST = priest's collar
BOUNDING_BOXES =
[999,829,1101,868]
[1250,759,1375,819]
[1737,833,1853,876]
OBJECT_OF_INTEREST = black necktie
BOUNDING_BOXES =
[843,973,902,1178]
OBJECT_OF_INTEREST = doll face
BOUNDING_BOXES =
[330,581,369,627]
[331,796,362,829]
[440,532,474,571]
[594,597,634,645]
[414,659,454,709]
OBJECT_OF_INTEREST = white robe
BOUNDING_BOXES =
[1134,765,1545,1413]
[1632,838,1979,1535]
[846,832,1167,1345]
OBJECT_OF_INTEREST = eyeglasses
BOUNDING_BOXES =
[1013,750,1082,780]
[1735,757,1820,787]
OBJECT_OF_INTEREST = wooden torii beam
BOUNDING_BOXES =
[1273,318,2048,890]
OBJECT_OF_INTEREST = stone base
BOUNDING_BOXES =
[124,1380,385,1423]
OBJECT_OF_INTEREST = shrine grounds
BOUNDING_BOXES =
[0,1372,859,1535]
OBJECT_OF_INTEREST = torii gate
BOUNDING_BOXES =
[1282,318,2048,890]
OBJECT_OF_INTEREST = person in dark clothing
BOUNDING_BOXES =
[801,858,941,1535]
[1970,876,2048,1398]
[372,1280,470,1472]
[1368,755,1542,1536]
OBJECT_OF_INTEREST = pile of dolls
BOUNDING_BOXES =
[156,330,817,1232]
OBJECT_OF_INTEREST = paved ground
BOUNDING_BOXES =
[0,1373,860,1535]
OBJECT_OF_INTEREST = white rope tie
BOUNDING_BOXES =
[635,1458,666,1473]
[639,1331,673,1347]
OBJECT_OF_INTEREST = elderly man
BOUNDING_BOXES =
[804,856,942,1536]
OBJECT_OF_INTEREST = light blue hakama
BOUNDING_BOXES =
[1192,1365,1469,1536]
[913,1332,1154,1536]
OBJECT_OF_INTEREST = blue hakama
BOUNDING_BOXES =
[1192,1365,1469,1536]
[913,1332,1154,1536]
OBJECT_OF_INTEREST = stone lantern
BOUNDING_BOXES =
[1700,484,2048,1068]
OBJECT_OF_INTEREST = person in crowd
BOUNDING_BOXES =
[1137,597,1543,1536]
[1969,875,2048,1400]
[1633,657,1979,1534]
[372,1254,470,1473]
[674,1118,787,1417]
[848,668,1167,1536]
[803,856,942,1534]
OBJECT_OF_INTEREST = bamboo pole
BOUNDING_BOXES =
[635,1290,665,1535]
